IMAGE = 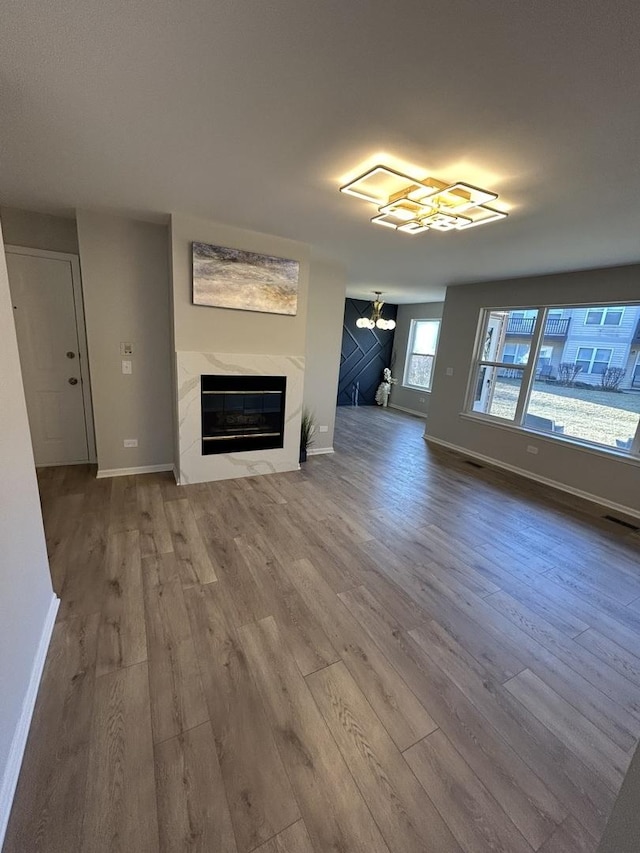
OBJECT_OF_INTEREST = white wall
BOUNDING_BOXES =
[0,222,57,845]
[426,263,640,514]
[304,257,346,451]
[0,207,78,255]
[390,302,444,417]
[76,211,174,473]
[597,738,640,852]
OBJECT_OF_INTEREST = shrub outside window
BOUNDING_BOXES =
[404,319,440,391]
[466,304,640,455]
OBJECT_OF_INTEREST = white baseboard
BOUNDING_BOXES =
[388,403,427,419]
[307,447,335,457]
[35,460,89,468]
[96,463,174,479]
[426,435,640,521]
[0,593,59,849]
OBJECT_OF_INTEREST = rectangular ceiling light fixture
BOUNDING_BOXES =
[434,182,498,213]
[340,162,507,235]
[340,166,423,205]
[455,205,508,228]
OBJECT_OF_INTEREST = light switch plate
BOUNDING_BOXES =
[319,425,329,433]
[124,439,138,448]
[120,342,133,355]
[446,367,454,376]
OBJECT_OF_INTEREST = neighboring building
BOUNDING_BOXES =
[503,306,640,389]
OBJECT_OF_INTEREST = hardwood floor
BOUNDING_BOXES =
[5,406,640,852]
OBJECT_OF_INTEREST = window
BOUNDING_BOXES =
[466,304,640,455]
[502,343,531,364]
[404,319,440,390]
[575,347,612,375]
[585,307,624,326]
[470,309,537,420]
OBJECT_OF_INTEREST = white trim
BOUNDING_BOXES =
[96,463,174,479]
[401,385,433,393]
[514,308,545,425]
[575,345,613,375]
[388,403,427,419]
[5,245,97,465]
[0,594,59,849]
[585,306,624,327]
[425,434,640,521]
[4,245,78,263]
[35,460,92,469]
[307,447,335,456]
[403,318,440,391]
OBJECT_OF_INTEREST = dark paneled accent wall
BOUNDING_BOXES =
[337,298,397,406]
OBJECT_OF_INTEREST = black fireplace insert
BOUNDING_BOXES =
[201,374,286,455]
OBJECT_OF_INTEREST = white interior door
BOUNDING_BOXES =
[7,250,92,466]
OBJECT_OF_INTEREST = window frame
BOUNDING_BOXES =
[575,346,613,375]
[585,307,624,327]
[464,303,640,459]
[403,318,441,392]
[466,309,543,424]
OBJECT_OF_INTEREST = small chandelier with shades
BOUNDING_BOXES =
[341,163,507,233]
[356,292,396,331]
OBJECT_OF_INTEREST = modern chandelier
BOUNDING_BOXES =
[340,164,507,233]
[355,292,396,331]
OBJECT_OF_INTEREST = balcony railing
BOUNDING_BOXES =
[506,317,571,338]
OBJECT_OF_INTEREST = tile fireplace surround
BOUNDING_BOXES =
[176,351,305,484]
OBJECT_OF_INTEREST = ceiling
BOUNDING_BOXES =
[1,0,639,302]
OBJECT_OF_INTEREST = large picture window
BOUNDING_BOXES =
[466,304,640,455]
[404,319,440,391]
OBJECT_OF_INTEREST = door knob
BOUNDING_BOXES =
[66,351,76,359]
[68,377,79,385]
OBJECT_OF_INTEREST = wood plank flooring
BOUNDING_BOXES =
[5,406,640,853]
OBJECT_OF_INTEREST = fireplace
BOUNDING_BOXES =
[201,374,286,455]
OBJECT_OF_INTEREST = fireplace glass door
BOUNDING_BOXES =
[201,375,286,455]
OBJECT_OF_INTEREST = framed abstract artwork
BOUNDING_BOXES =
[192,241,299,315]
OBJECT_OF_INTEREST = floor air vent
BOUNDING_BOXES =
[603,514,640,532]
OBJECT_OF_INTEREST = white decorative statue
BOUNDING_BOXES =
[375,367,396,407]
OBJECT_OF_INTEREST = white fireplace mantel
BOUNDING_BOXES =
[175,350,304,484]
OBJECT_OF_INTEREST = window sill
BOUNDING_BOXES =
[402,384,432,394]
[459,411,640,467]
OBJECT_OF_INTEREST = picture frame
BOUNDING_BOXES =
[192,241,299,316]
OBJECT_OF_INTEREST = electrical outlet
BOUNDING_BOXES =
[124,439,138,448]
[446,367,454,376]
[122,360,132,374]
[319,425,328,433]
[527,445,539,455]
[120,342,133,355]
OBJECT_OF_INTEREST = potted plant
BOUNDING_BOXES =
[300,407,315,463]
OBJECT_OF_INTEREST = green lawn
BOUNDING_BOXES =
[490,378,640,447]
